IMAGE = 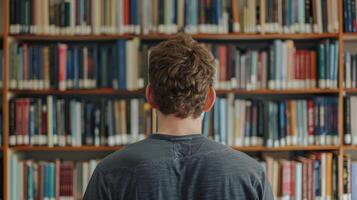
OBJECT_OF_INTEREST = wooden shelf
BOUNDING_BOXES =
[343,33,357,40]
[342,145,357,151]
[345,88,357,93]
[9,33,339,41]
[10,145,339,152]
[9,88,339,96]
[234,88,339,95]
[10,88,145,96]
[11,146,124,152]
[10,34,133,41]
[233,145,340,152]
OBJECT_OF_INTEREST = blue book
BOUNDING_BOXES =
[73,47,79,89]
[28,46,33,82]
[52,97,57,144]
[191,0,198,27]
[92,46,98,88]
[18,46,23,85]
[352,162,357,200]
[334,41,339,87]
[70,100,77,145]
[318,43,325,87]
[49,163,55,199]
[215,0,221,26]
[325,40,330,86]
[172,0,177,24]
[28,163,34,200]
[117,40,126,89]
[315,159,321,196]
[66,48,72,88]
[329,42,335,87]
[43,164,48,199]
[278,102,286,144]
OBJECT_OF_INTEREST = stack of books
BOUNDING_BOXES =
[9,97,153,147]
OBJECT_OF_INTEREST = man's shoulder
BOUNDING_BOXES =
[95,138,169,174]
[201,143,265,176]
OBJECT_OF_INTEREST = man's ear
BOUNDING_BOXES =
[203,87,216,112]
[146,84,158,109]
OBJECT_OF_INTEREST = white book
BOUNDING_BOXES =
[317,0,323,33]
[295,162,302,200]
[82,162,89,196]
[321,154,327,199]
[131,99,139,142]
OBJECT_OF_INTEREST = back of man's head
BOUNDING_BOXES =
[148,33,216,119]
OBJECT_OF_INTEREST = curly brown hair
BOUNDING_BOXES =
[149,33,216,119]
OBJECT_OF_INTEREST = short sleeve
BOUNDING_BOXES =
[83,168,111,200]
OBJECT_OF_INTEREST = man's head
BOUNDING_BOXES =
[146,33,216,119]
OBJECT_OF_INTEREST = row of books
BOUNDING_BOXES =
[233,0,338,34]
[9,39,339,91]
[203,96,339,147]
[208,39,338,90]
[261,153,338,200]
[343,155,357,200]
[343,0,357,32]
[9,39,146,90]
[344,51,357,89]
[9,0,339,35]
[9,154,98,200]
[9,97,153,147]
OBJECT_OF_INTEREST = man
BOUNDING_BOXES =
[83,33,274,200]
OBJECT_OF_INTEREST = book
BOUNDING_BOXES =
[9,96,152,147]
[344,51,357,88]
[262,152,338,199]
[202,97,339,147]
[9,0,338,35]
[9,154,98,200]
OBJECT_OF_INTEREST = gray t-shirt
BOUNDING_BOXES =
[83,134,274,200]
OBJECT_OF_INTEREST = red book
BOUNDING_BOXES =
[22,44,28,86]
[124,0,129,26]
[58,44,67,91]
[300,51,305,84]
[282,161,292,198]
[15,100,22,145]
[307,100,315,138]
[218,45,227,87]
[290,162,296,198]
[23,99,30,145]
[305,51,311,85]
[310,51,317,87]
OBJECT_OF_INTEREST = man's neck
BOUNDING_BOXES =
[156,112,203,136]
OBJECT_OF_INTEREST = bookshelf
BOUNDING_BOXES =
[1,0,357,199]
